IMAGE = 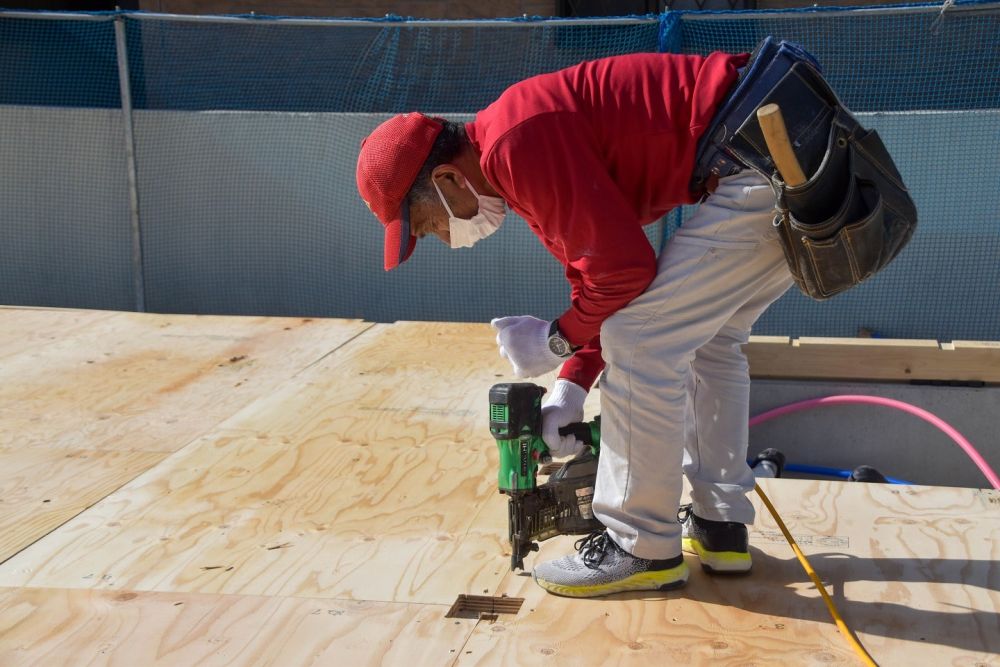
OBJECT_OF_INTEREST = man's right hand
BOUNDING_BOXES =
[541,379,588,457]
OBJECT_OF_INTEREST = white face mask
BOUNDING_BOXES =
[433,176,506,249]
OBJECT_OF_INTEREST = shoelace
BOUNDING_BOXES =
[677,503,693,524]
[574,530,615,569]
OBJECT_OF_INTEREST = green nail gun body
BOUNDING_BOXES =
[489,382,603,571]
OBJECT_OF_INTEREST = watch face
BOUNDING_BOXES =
[548,334,571,357]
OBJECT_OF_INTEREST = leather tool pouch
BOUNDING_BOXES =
[692,37,918,300]
[773,106,918,300]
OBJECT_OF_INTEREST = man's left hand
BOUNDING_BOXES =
[490,315,563,378]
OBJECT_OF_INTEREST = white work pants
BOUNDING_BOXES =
[593,171,793,559]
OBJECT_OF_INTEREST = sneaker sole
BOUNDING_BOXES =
[533,562,689,598]
[682,536,752,574]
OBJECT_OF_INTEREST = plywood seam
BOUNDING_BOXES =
[448,618,487,667]
[0,323,381,566]
[0,462,163,568]
[0,585,462,609]
[290,321,380,378]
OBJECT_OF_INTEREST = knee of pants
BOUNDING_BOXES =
[694,332,749,384]
[697,329,750,366]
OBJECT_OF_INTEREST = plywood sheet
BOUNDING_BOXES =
[459,480,1000,666]
[0,307,116,361]
[0,430,510,605]
[0,447,167,562]
[3,313,997,665]
[0,322,548,605]
[212,321,540,442]
[0,308,371,572]
[0,311,373,452]
[0,587,475,667]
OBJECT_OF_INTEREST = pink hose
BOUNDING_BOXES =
[749,395,1000,490]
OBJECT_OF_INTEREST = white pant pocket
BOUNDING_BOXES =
[669,233,760,252]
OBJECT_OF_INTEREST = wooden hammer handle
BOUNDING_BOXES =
[757,103,807,187]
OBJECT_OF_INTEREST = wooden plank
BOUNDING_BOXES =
[746,335,1000,383]
[0,447,167,563]
[459,480,1000,666]
[0,587,475,666]
[0,322,544,605]
[0,310,374,452]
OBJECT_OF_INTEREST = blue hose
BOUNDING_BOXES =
[782,462,913,485]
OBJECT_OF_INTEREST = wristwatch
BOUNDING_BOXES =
[547,320,578,358]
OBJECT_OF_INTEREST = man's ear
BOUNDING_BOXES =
[431,164,466,190]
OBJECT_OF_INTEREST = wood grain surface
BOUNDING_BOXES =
[460,480,1000,666]
[0,447,167,562]
[1,309,997,666]
[0,587,474,666]
[0,310,373,452]
[745,336,1000,383]
[0,307,116,361]
[0,308,371,573]
[0,321,531,605]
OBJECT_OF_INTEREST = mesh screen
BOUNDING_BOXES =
[674,4,1000,111]
[1,6,998,341]
[121,16,661,318]
[125,17,662,111]
[0,14,134,311]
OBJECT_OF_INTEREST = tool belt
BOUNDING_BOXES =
[692,37,918,301]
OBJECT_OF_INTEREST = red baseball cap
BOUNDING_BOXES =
[356,113,444,271]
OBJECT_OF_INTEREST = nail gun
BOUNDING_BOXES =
[488,382,603,571]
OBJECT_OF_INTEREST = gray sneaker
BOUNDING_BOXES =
[532,531,689,598]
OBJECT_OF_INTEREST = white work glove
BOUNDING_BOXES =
[490,315,564,379]
[541,379,589,457]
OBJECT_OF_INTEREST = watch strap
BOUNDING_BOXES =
[548,320,580,354]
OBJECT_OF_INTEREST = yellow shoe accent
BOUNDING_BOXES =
[683,536,752,574]
[533,561,689,598]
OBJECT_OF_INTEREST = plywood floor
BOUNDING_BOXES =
[0,307,997,666]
